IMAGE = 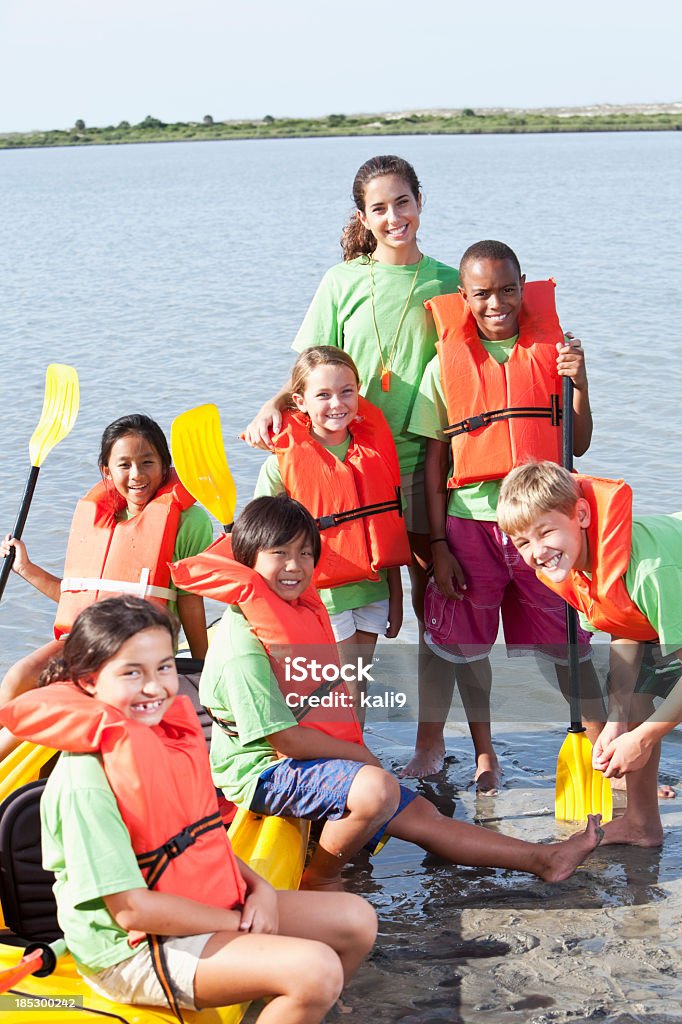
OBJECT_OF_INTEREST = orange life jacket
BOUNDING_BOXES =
[54,472,195,639]
[272,397,412,588]
[0,688,246,910]
[538,474,658,641]
[171,536,363,744]
[425,280,564,487]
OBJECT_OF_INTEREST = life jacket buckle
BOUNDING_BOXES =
[317,514,338,531]
[163,826,196,858]
[464,414,487,432]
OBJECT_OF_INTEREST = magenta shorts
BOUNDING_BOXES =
[424,516,592,664]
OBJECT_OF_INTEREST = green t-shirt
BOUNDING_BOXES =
[41,752,147,973]
[408,338,518,521]
[254,438,389,616]
[292,255,460,476]
[199,606,296,808]
[625,513,682,654]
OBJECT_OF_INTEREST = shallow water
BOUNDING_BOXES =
[1,133,682,1020]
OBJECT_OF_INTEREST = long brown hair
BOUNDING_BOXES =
[340,155,422,262]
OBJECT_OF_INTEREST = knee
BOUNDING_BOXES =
[296,943,344,1011]
[350,766,401,821]
[349,894,378,955]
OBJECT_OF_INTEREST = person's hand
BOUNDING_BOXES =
[242,403,281,451]
[556,333,588,391]
[432,543,466,601]
[599,725,657,779]
[385,591,403,638]
[592,720,628,771]
[239,875,279,934]
[0,535,31,576]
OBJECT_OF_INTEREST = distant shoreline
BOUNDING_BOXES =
[2,103,681,150]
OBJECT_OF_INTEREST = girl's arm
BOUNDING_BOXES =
[0,535,61,602]
[104,887,243,937]
[176,592,208,659]
[269,723,382,767]
[425,438,466,600]
[385,566,403,638]
[556,335,593,456]
[243,381,293,451]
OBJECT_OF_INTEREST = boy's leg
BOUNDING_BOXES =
[400,634,455,778]
[385,793,604,881]
[453,658,500,794]
[302,765,401,890]
[599,703,663,847]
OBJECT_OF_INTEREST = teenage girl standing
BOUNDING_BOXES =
[244,156,460,770]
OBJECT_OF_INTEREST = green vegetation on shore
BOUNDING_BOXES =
[2,107,681,150]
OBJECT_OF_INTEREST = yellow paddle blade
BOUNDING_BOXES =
[555,731,613,824]
[28,364,80,468]
[171,404,237,528]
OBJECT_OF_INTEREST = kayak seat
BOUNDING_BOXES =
[175,657,212,748]
[0,778,61,942]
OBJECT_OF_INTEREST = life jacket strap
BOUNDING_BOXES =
[444,396,561,437]
[205,707,240,738]
[148,934,185,1023]
[136,812,224,890]
[60,569,175,603]
[317,487,403,531]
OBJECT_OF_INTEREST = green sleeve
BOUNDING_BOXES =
[172,505,214,598]
[173,504,214,562]
[408,355,449,441]
[626,516,682,654]
[254,455,286,498]
[42,756,145,905]
[200,608,297,744]
[292,269,343,351]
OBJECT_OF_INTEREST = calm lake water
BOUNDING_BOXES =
[1,132,681,1023]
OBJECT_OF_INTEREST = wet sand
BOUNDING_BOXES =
[321,638,682,1024]
[338,718,682,1023]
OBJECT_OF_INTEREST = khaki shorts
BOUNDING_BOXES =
[84,933,213,1011]
[401,468,428,536]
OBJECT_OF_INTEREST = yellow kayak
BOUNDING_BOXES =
[0,741,310,1023]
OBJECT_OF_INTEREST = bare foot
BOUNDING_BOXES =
[300,869,345,892]
[658,784,676,799]
[399,743,445,779]
[599,813,664,848]
[538,814,604,882]
[474,753,502,795]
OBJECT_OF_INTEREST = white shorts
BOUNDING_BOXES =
[84,932,213,1011]
[330,600,389,642]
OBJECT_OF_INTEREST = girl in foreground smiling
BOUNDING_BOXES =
[0,597,377,1022]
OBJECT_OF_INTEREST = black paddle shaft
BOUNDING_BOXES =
[562,377,584,733]
[0,465,40,602]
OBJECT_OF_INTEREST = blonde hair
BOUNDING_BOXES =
[286,347,360,408]
[497,462,580,536]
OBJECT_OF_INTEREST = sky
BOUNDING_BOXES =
[0,0,679,133]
